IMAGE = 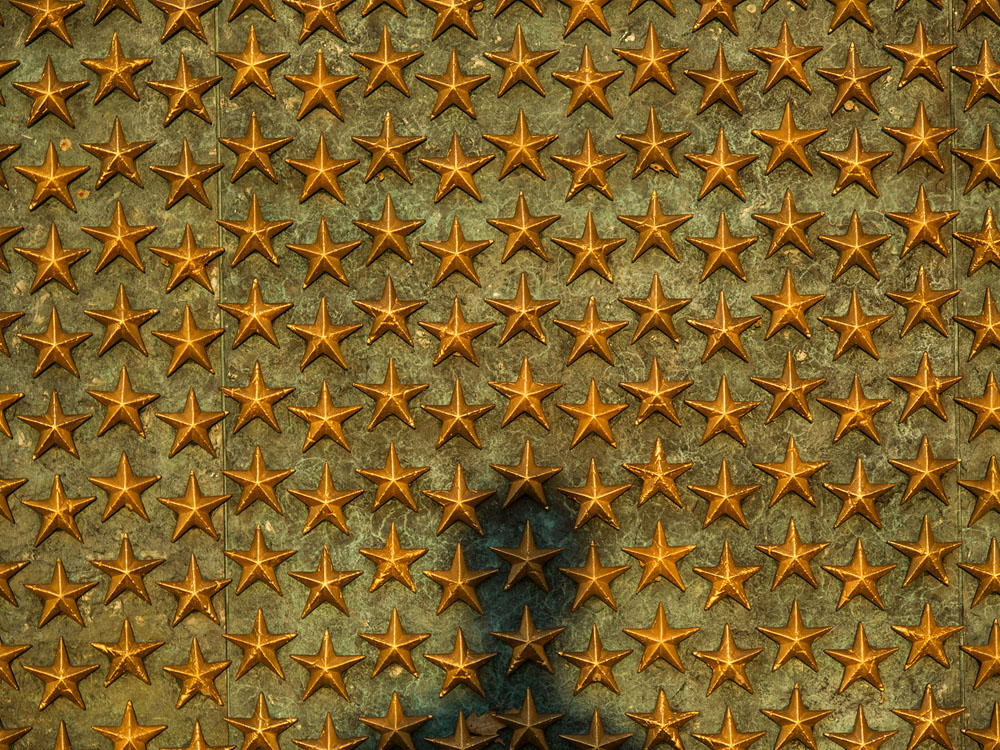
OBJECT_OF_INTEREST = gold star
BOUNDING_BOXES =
[288,380,362,451]
[221,363,294,434]
[419,297,495,365]
[761,685,834,750]
[822,538,896,609]
[0,560,29,606]
[623,602,698,672]
[167,721,236,750]
[953,38,1000,109]
[484,109,557,180]
[13,223,89,294]
[424,541,497,613]
[816,373,892,443]
[286,298,361,372]
[84,203,156,275]
[554,211,626,284]
[91,534,163,605]
[425,627,496,697]
[149,138,223,209]
[825,706,897,750]
[892,602,963,668]
[9,0,82,43]
[884,19,955,90]
[892,685,965,750]
[620,358,691,427]
[19,312,90,379]
[0,475,25,521]
[888,352,960,424]
[752,102,827,175]
[416,0,480,38]
[956,287,1000,359]
[687,290,761,362]
[283,0,349,41]
[228,0,273,21]
[218,194,293,267]
[556,0,611,34]
[559,540,630,611]
[220,111,292,183]
[626,688,697,750]
[24,558,98,627]
[558,624,631,695]
[961,455,1000,526]
[360,607,429,677]
[0,146,20,192]
[490,356,561,429]
[491,440,563,510]
[753,189,824,258]
[822,457,894,529]
[0,309,20,358]
[287,218,358,288]
[824,0,873,30]
[226,694,297,750]
[354,275,426,345]
[753,272,825,341]
[419,131,494,201]
[964,702,1000,750]
[72,38,145,105]
[557,378,628,448]
[953,123,1000,193]
[17,390,91,458]
[423,463,494,535]
[13,140,89,211]
[884,100,956,173]
[354,194,425,264]
[957,206,1000,274]
[886,266,960,337]
[0,635,29,690]
[225,524,295,594]
[755,516,828,588]
[889,434,960,505]
[80,117,154,188]
[489,191,559,262]
[693,539,760,610]
[149,224,224,293]
[757,599,832,670]
[749,21,822,92]
[288,462,359,535]
[818,289,892,360]
[684,44,757,114]
[288,545,361,617]
[561,710,632,750]
[350,25,423,96]
[353,112,426,185]
[623,524,694,596]
[886,185,959,257]
[292,630,365,701]
[684,374,760,446]
[686,129,758,201]
[417,47,489,118]
[146,53,222,125]
[487,274,559,346]
[157,471,229,542]
[689,459,761,529]
[13,56,87,126]
[959,537,1000,607]
[956,370,1000,440]
[558,458,630,531]
[22,637,97,709]
[492,604,564,675]
[220,280,293,348]
[694,708,766,750]
[359,693,430,750]
[285,134,358,203]
[962,619,1000,689]
[613,22,687,94]
[360,522,427,593]
[820,126,892,196]
[88,452,160,523]
[693,623,762,694]
[755,438,827,510]
[618,193,691,262]
[91,618,163,686]
[155,387,228,458]
[353,357,426,429]
[555,296,628,365]
[819,211,890,280]
[552,45,623,117]
[152,305,223,375]
[623,438,693,508]
[284,50,358,121]
[149,0,220,41]
[157,553,231,626]
[419,217,491,286]
[85,365,158,437]
[223,608,296,680]
[617,106,690,178]
[216,24,288,98]
[485,23,556,96]
[356,441,429,511]
[489,518,564,587]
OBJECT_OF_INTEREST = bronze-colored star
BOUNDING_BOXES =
[555,296,628,365]
[288,462,359,535]
[818,289,892,360]
[148,0,220,41]
[155,388,228,458]
[686,129,758,201]
[622,438,692,508]
[354,193,425,264]
[283,0,349,41]
[761,686,834,750]
[956,287,1000,359]
[80,117,154,188]
[218,194,293,267]
[490,191,559,262]
[758,599,832,671]
[889,434,960,505]
[88,452,160,523]
[819,211,890,280]
[489,517,564,586]
[753,189,824,258]
[91,618,163,686]
[755,516,828,589]
[687,290,761,362]
[350,25,423,96]
[9,0,82,43]
[956,370,1000,441]
[689,459,761,529]
[964,702,1000,750]
[157,471,229,542]
[693,623,763,694]
[226,694,297,750]
[486,274,559,346]
[554,211,626,283]
[0,146,20,192]
[957,206,1000,274]
[962,619,1000,689]
[693,539,760,610]
[285,134,358,203]
[424,542,496,614]
[889,351,961,422]
[485,23,557,96]
[288,380,362,452]
[220,112,291,184]
[816,374,892,443]
[558,624,631,695]
[825,706,897,750]
[225,524,295,594]
[167,721,236,750]
[419,131,494,201]
[557,378,628,448]
[491,440,563,510]
[892,602,963,669]
[354,116,423,186]
[620,359,692,428]
[146,53,222,125]
[21,474,94,546]
[755,437,827,510]
[953,123,1000,193]
[419,297,495,365]
[360,607,429,678]
[17,389,91,458]
[354,357,428,429]
[223,608,296,680]
[626,689,698,750]
[613,22,687,94]
[959,537,1000,607]
[753,272,825,341]
[86,365,158,437]
[556,0,612,34]
[92,703,168,750]
[749,20,821,92]
[489,356,561,429]
[953,38,1000,110]
[822,539,896,609]
[0,560,29,606]
[623,602,698,672]
[91,534,163,605]
[356,441,429,511]
[559,540,630,611]
[24,558,98,627]
[684,374,760,446]
[288,546,361,617]
[820,127,893,197]
[961,455,1000,526]
[752,102,827,175]
[287,299,361,372]
[886,266,959,338]
[558,458,630,531]
[220,281,293,349]
[492,604,565,674]
[0,635,29,690]
[881,102,956,177]
[284,50,358,120]
[417,0,481,38]
[149,138,223,209]
[157,553,231,626]
[149,224,224,293]
[417,48,489,119]
[222,362,293,434]
[354,275,427,345]
[823,457,894,529]
[0,475,25,522]
[484,109,557,180]
[84,204,156,275]
[14,140,89,211]
[424,627,496,697]
[827,628,897,693]
[13,56,87,127]
[618,193,691,263]
[287,218,359,288]
[423,463,494,535]
[893,685,965,750]
[552,45,623,117]
[886,185,959,257]
[22,637,97,709]
[419,216,492,286]
[292,630,364,701]
[359,693,430,750]
[216,25,288,98]
[13,223,89,294]
[617,106,689,178]
[884,20,955,90]
[152,305,223,375]
[359,522,427,593]
[694,708,766,750]
[561,709,632,750]
[684,44,756,114]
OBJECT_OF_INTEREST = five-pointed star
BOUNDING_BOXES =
[149,138,223,209]
[284,49,358,120]
[692,622,763,694]
[887,185,960,257]
[694,707,767,750]
[350,25,423,96]
[152,304,224,375]
[155,387,228,457]
[818,289,893,360]
[292,629,365,700]
[961,455,1000,526]
[356,441,429,510]
[886,433,959,505]
[423,463,494,535]
[617,106,690,178]
[359,692,431,750]
[956,287,1000,359]
[558,457,630,530]
[484,108,558,179]
[758,599,833,670]
[288,545,361,617]
[626,688,698,750]
[623,601,699,672]
[684,373,760,446]
[17,389,92,458]
[822,538,896,610]
[956,370,1000,440]
[957,206,1000,274]
[216,24,289,98]
[826,705,897,750]
[287,217,360,288]
[884,100,957,173]
[962,619,1000,689]
[761,684,834,750]
[223,607,296,679]
[424,627,496,696]
[18,307,90,376]
[91,618,164,686]
[556,0,613,35]
[816,374,892,443]
[618,192,692,262]
[285,134,358,203]
[752,101,827,174]
[419,297,495,365]
[825,622,899,692]
[552,44,623,117]
[557,378,628,447]
[288,380,362,451]
[14,223,89,294]
[953,38,1000,110]
[687,289,761,362]
[217,194,293,267]
[354,275,427,344]
[81,117,154,188]
[749,21,822,92]
[753,189,824,257]
[14,140,90,211]
[487,274,559,345]
[25,558,98,627]
[554,211,627,283]
[613,22,687,94]
[157,471,229,541]
[360,522,427,593]
[419,216,492,286]
[820,126,893,197]
[561,708,633,750]
[555,296,628,364]
[354,357,428,428]
[146,52,222,125]
[693,539,761,610]
[225,524,295,594]
[150,224,225,293]
[224,446,294,516]
[959,537,1000,607]
[689,458,762,529]
[360,607,430,677]
[86,365,159,436]
[892,684,965,750]
[953,123,1000,193]
[13,56,88,127]
[685,43,757,114]
[423,541,497,613]
[886,265,960,337]
[225,693,298,750]
[417,47,490,119]
[419,131,494,201]
[753,271,826,341]
[484,23,557,96]
[889,351,962,421]
[819,210,891,280]
[22,636,97,709]
[221,361,294,433]
[559,540,630,610]
[490,356,561,428]
[620,357,693,426]
[84,203,157,275]
[892,602,964,668]
[219,111,292,183]
[491,603,565,674]
[824,456,894,529]
[353,193,425,264]
[623,437,693,507]
[760,433,829,499]
[284,0,350,41]
[489,191,560,262]
[157,553,231,626]
[687,128,759,201]
[91,533,164,605]
[489,516,564,584]
[558,623,631,694]
[755,516,829,588]
[88,452,160,523]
